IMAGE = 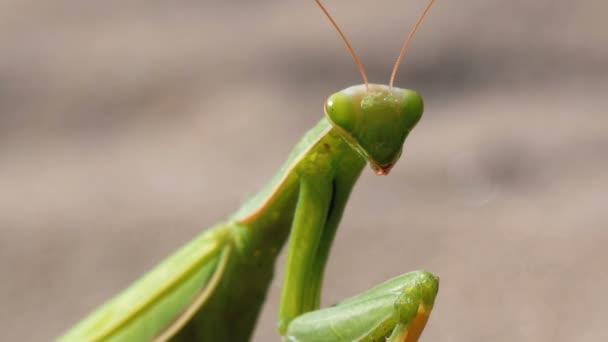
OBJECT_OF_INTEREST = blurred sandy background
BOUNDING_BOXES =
[1,1,607,341]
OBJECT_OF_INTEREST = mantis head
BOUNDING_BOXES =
[315,0,435,175]
[325,84,423,175]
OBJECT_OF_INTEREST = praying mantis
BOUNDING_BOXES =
[59,1,439,341]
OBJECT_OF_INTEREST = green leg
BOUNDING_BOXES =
[286,271,439,342]
[278,174,333,334]
[301,171,361,312]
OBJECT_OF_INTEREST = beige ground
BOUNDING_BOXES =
[1,1,607,341]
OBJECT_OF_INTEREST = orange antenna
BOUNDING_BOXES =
[389,0,436,88]
[315,0,369,90]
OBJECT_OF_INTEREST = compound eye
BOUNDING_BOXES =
[325,93,357,133]
[400,90,424,130]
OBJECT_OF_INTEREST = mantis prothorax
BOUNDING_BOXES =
[60,1,439,341]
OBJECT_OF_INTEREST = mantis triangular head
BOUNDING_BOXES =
[316,0,435,175]
[325,84,423,175]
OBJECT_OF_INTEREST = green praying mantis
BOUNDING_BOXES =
[59,1,439,341]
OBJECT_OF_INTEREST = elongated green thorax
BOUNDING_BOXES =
[325,84,423,175]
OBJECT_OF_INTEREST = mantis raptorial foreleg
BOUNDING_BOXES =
[59,1,440,341]
[279,174,334,331]
[286,271,438,342]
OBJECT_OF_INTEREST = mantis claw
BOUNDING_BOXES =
[389,272,438,342]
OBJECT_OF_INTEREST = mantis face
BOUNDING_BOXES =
[325,83,424,175]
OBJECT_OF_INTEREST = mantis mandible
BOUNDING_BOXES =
[60,1,439,341]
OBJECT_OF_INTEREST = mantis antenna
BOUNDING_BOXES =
[389,0,437,88]
[315,0,369,91]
